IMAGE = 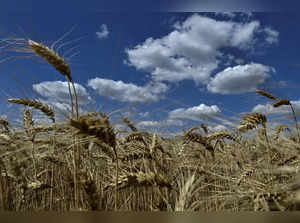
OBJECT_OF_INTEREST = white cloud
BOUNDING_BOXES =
[207,63,273,94]
[137,119,184,128]
[96,24,109,39]
[230,21,260,49]
[169,104,221,121]
[32,81,91,105]
[87,77,169,103]
[208,124,228,132]
[264,27,279,44]
[125,14,278,86]
[32,81,91,121]
[252,100,300,115]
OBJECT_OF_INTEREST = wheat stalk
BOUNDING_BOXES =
[105,171,171,191]
[23,108,38,181]
[79,172,101,211]
[23,108,34,140]
[8,98,55,123]
[69,114,119,209]
[28,39,79,119]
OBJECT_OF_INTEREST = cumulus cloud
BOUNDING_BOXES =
[125,14,278,86]
[96,24,109,39]
[137,119,184,128]
[87,77,169,103]
[207,63,274,94]
[252,100,300,115]
[33,81,91,105]
[168,104,221,121]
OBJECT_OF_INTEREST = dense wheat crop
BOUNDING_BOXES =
[0,37,300,211]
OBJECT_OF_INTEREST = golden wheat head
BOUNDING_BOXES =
[28,39,72,81]
[207,131,236,142]
[8,98,55,123]
[122,116,138,132]
[238,113,267,134]
[273,124,290,140]
[256,89,276,100]
[23,108,35,140]
[272,99,291,108]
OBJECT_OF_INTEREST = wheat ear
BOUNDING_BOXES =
[183,131,214,158]
[273,125,290,140]
[23,108,37,180]
[238,113,269,145]
[256,89,276,100]
[28,39,79,119]
[0,118,10,131]
[272,99,300,142]
[8,98,55,123]
[207,131,236,143]
[122,116,138,132]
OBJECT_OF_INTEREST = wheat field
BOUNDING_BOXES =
[0,38,300,211]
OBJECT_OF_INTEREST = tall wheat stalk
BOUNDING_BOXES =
[28,39,79,119]
[27,39,81,209]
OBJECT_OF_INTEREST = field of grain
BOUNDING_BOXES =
[0,38,300,211]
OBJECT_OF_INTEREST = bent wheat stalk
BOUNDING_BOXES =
[8,98,55,123]
[28,39,79,119]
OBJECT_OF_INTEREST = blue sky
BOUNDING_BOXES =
[1,9,300,135]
